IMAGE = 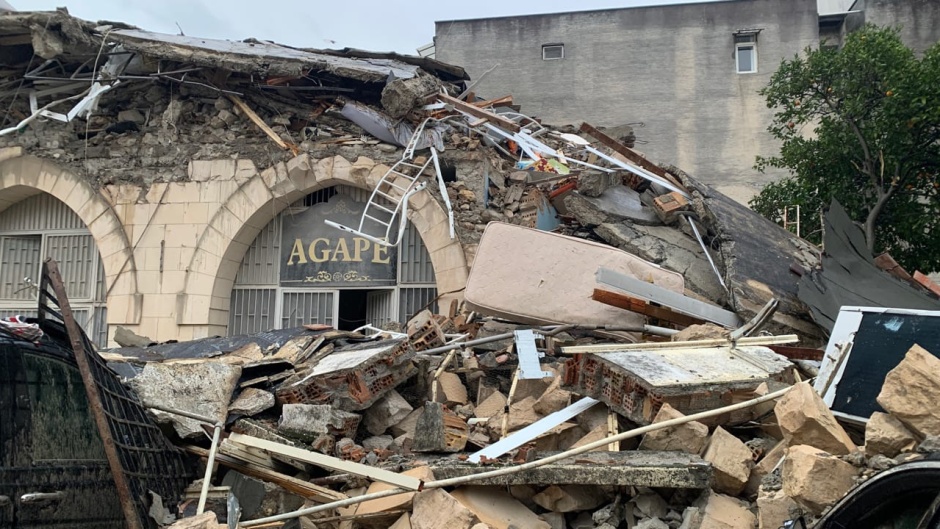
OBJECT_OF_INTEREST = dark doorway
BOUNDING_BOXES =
[338,290,368,331]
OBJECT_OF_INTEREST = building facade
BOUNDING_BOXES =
[434,0,940,204]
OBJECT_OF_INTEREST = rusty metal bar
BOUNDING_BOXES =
[43,259,144,529]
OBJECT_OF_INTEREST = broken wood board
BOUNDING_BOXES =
[579,122,685,192]
[596,268,741,328]
[464,223,684,337]
[430,451,711,488]
[184,445,346,504]
[561,334,798,354]
[438,93,521,133]
[593,287,707,327]
[469,397,599,463]
[228,433,423,490]
[562,345,794,425]
[228,94,299,154]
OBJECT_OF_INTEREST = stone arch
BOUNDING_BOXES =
[0,151,141,322]
[180,153,468,333]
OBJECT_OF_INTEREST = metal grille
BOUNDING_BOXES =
[234,218,281,286]
[0,193,85,232]
[366,289,395,328]
[46,234,96,299]
[0,235,41,300]
[38,259,193,529]
[399,286,439,324]
[229,288,277,335]
[399,221,436,284]
[281,291,334,328]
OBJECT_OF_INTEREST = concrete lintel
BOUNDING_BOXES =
[427,451,712,488]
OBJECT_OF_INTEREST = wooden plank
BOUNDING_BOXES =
[228,94,300,155]
[593,287,705,328]
[562,334,799,354]
[469,95,513,108]
[228,433,423,491]
[580,122,686,191]
[438,93,521,133]
[183,445,346,504]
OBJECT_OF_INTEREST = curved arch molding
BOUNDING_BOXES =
[179,154,469,334]
[0,149,141,324]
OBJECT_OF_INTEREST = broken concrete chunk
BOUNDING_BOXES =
[577,171,623,197]
[364,389,414,436]
[114,325,153,348]
[221,342,264,364]
[435,372,469,406]
[413,402,469,452]
[451,486,552,529]
[533,377,572,416]
[681,491,756,529]
[671,323,728,342]
[166,512,218,529]
[229,388,275,416]
[865,411,918,457]
[532,485,606,513]
[702,426,753,496]
[756,488,801,529]
[639,403,709,454]
[877,344,940,437]
[355,467,434,517]
[362,435,395,451]
[636,519,670,529]
[390,406,424,439]
[486,396,541,436]
[632,490,670,519]
[782,445,857,515]
[389,513,412,529]
[130,361,241,439]
[411,489,480,529]
[474,391,507,419]
[774,382,856,455]
[277,403,361,441]
[569,423,610,453]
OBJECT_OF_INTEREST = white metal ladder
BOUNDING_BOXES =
[325,156,429,247]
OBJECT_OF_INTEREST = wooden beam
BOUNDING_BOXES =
[469,95,513,108]
[438,93,521,133]
[580,122,686,191]
[228,433,423,491]
[592,287,705,328]
[562,334,799,354]
[227,94,300,155]
[183,445,346,504]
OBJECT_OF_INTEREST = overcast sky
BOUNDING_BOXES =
[14,0,717,54]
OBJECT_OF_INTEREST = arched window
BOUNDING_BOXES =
[229,185,437,334]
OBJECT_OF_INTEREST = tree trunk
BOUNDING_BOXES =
[864,188,894,254]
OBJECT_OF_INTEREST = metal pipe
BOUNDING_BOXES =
[197,424,223,515]
[417,324,658,356]
[240,385,790,527]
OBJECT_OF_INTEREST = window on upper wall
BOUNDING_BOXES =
[542,44,564,60]
[734,33,759,74]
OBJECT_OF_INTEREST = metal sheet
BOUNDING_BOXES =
[468,397,599,463]
[514,329,552,379]
[596,268,741,328]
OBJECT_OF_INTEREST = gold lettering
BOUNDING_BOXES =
[333,238,352,262]
[373,242,391,264]
[309,238,330,262]
[287,239,307,265]
[353,238,369,262]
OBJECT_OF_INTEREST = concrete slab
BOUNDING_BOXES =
[427,451,711,488]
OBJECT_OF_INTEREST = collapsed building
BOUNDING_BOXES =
[3,8,940,529]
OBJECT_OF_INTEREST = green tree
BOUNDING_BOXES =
[751,25,940,273]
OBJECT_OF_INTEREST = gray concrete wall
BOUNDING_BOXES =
[861,0,940,54]
[435,0,820,204]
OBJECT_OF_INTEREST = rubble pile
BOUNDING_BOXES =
[108,318,940,529]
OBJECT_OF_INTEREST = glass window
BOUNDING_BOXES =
[542,44,564,60]
[737,44,757,73]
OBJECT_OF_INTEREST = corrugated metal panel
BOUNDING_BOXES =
[399,287,438,324]
[0,193,85,232]
[399,221,436,284]
[281,291,334,328]
[229,288,277,335]
[0,235,41,300]
[46,234,95,299]
[234,218,281,286]
[366,290,395,328]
